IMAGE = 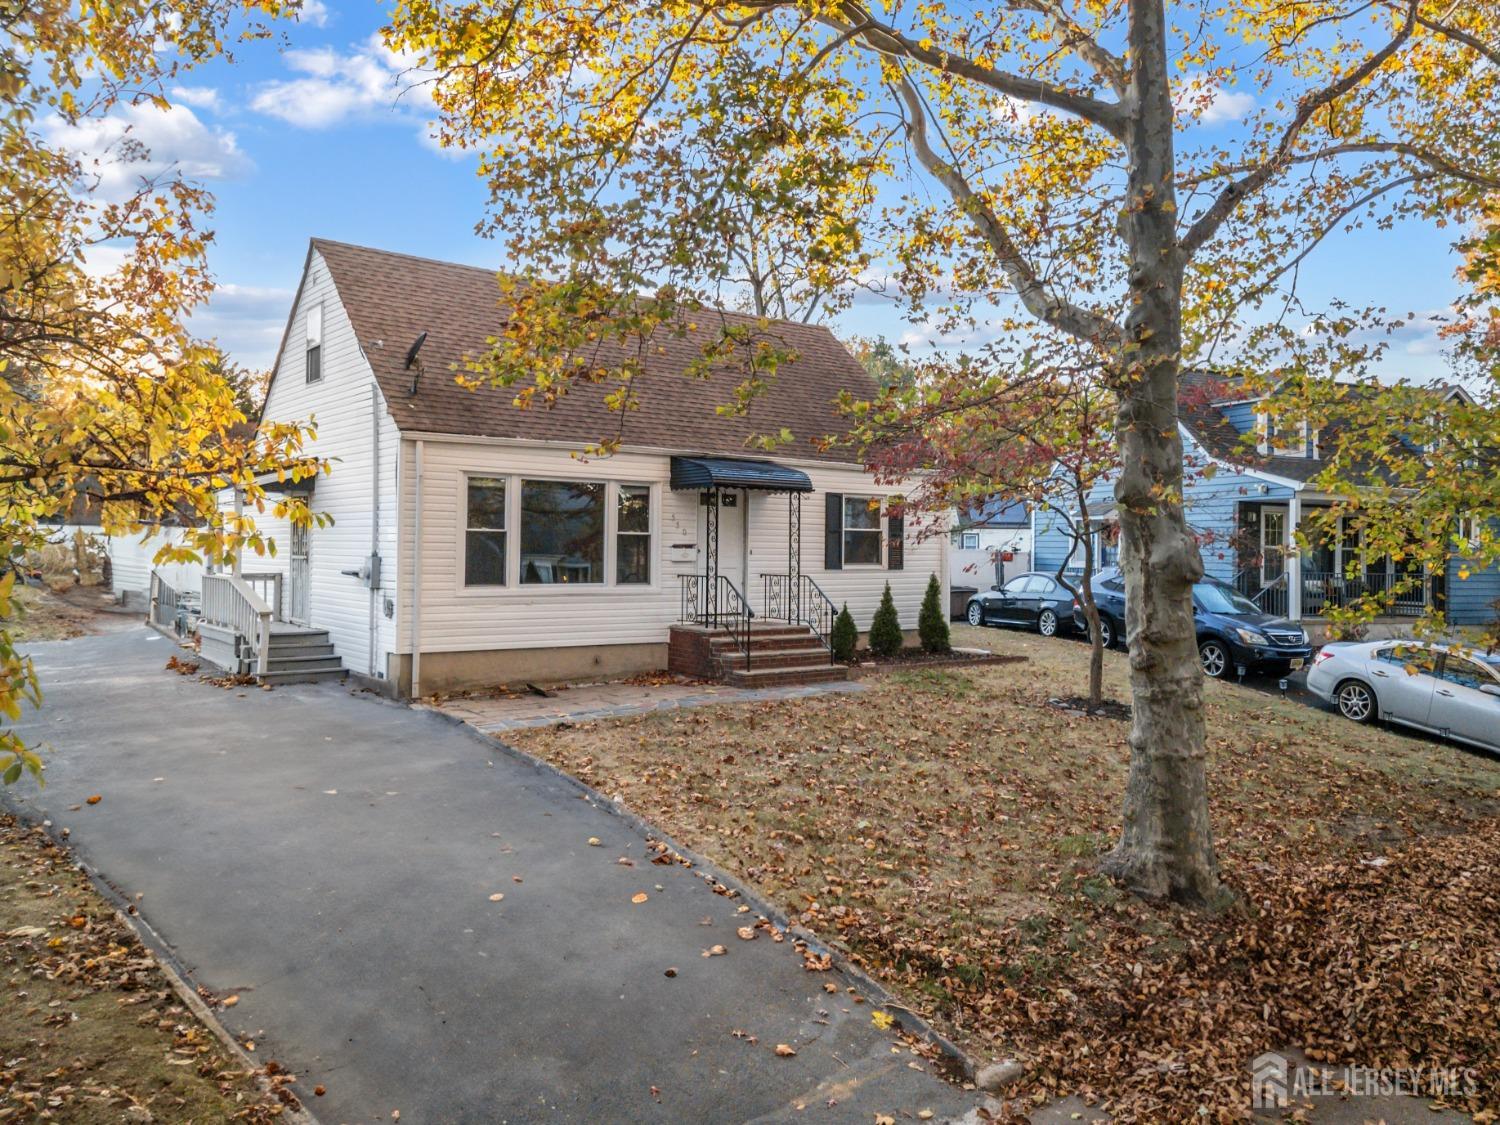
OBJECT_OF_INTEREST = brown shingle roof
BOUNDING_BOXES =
[310,239,874,463]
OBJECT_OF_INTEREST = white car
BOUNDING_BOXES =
[1306,641,1500,753]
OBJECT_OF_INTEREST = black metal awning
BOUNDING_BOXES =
[669,456,813,493]
[250,470,317,496]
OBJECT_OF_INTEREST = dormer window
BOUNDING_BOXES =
[1257,411,1310,457]
[306,301,324,384]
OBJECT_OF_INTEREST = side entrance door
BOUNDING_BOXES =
[288,521,311,625]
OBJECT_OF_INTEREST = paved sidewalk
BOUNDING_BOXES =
[8,629,976,1124]
[432,677,864,732]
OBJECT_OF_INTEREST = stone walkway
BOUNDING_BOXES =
[430,677,865,732]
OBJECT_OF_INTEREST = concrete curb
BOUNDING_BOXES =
[1,812,322,1125]
[420,701,978,1084]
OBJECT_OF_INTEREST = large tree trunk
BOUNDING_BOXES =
[1097,0,1223,905]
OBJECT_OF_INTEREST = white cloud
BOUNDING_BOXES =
[1176,72,1256,126]
[169,85,222,112]
[250,33,436,131]
[188,283,296,370]
[295,0,330,27]
[43,103,253,199]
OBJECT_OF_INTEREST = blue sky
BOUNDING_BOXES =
[69,1,1465,380]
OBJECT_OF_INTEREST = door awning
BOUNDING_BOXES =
[250,470,317,496]
[669,456,813,493]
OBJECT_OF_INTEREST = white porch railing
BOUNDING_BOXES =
[148,571,179,632]
[200,573,275,676]
[240,571,284,622]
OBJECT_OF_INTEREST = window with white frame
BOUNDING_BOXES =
[842,495,883,566]
[1457,516,1482,551]
[961,531,980,550]
[520,479,604,584]
[1258,412,1308,456]
[616,485,651,584]
[464,476,507,586]
[305,301,323,384]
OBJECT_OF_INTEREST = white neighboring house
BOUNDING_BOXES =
[195,239,946,693]
[950,499,1032,591]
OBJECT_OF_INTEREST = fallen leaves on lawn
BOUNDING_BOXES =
[631,892,649,904]
[511,645,1500,1119]
[773,1043,796,1057]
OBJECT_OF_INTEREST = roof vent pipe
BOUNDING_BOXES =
[404,331,428,396]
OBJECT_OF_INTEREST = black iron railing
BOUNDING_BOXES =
[680,573,754,670]
[760,573,837,654]
[1233,566,1432,618]
[1299,569,1431,617]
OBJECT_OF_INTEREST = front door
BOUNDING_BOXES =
[696,490,747,600]
[1260,507,1286,587]
[288,521,311,625]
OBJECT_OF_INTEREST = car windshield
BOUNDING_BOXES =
[1193,582,1261,616]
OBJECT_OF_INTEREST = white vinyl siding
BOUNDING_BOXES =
[395,442,946,654]
[250,249,399,679]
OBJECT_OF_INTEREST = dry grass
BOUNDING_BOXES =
[0,816,297,1121]
[4,585,123,643]
[509,625,1500,1119]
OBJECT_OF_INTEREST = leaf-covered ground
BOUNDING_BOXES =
[509,626,1500,1120]
[0,815,298,1121]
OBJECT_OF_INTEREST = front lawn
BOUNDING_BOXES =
[508,626,1500,1119]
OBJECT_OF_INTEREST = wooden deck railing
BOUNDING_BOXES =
[200,573,275,676]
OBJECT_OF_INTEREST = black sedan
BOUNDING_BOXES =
[965,572,1078,637]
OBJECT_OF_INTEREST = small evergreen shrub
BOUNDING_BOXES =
[831,603,858,663]
[918,573,950,654]
[868,582,904,658]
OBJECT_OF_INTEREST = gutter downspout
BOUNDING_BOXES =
[410,439,424,699]
[369,384,380,678]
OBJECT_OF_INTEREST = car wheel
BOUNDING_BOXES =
[1038,609,1058,637]
[967,601,984,627]
[1335,680,1377,724]
[1199,639,1230,679]
[1096,616,1114,649]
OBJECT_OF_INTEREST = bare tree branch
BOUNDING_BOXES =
[814,0,1127,137]
[1179,0,1420,257]
[888,71,1124,347]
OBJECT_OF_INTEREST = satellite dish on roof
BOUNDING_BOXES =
[405,331,428,396]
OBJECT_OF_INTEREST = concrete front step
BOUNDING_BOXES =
[265,643,337,660]
[723,664,849,688]
[266,654,344,673]
[258,667,348,686]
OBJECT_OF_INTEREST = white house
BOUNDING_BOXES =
[193,240,946,693]
[949,498,1032,590]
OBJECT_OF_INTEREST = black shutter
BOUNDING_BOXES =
[887,512,904,570]
[824,493,843,570]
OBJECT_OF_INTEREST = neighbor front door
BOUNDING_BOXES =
[288,521,311,625]
[1260,507,1286,587]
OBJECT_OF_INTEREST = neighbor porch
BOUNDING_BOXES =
[1230,498,1441,622]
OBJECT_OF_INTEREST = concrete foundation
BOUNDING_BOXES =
[388,642,668,697]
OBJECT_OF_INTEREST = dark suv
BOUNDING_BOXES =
[1073,566,1314,678]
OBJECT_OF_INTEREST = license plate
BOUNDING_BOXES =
[1290,658,1304,670]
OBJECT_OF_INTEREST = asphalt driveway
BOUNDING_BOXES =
[7,629,978,1124]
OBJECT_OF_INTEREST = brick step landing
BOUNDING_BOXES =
[669,622,849,687]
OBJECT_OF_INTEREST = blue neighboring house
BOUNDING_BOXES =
[1034,372,1500,629]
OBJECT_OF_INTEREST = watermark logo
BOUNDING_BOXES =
[1250,1052,1288,1109]
[1249,1051,1478,1110]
